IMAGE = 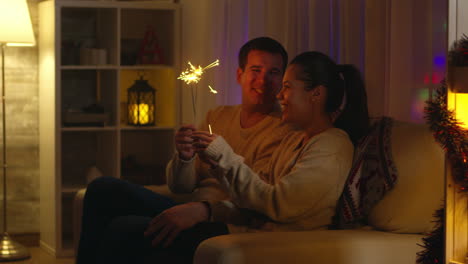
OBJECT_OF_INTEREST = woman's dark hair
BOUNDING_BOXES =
[238,37,288,72]
[290,51,369,145]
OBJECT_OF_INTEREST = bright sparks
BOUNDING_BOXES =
[208,85,218,94]
[178,59,220,85]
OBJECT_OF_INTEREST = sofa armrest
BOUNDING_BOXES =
[194,230,424,264]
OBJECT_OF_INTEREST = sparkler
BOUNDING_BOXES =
[177,59,220,122]
[177,60,220,85]
[208,124,213,135]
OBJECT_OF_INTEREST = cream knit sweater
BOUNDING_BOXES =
[166,105,293,200]
[204,128,354,233]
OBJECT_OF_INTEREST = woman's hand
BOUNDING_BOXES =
[144,202,210,248]
[192,131,218,168]
[174,124,196,160]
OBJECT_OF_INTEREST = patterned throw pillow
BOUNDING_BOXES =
[332,117,398,229]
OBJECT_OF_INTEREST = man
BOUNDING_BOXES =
[76,37,291,264]
[167,36,291,199]
[142,36,293,256]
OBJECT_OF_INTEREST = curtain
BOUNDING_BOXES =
[179,0,446,125]
[179,0,366,125]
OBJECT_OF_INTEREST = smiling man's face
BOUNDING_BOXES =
[237,50,284,112]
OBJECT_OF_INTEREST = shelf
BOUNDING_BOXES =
[120,68,176,127]
[119,65,174,70]
[120,125,175,131]
[61,131,118,188]
[121,129,174,185]
[61,194,76,257]
[62,186,86,194]
[61,69,118,127]
[61,126,174,131]
[60,65,174,70]
[61,7,118,66]
[61,65,118,70]
[62,126,117,132]
[39,0,180,256]
[120,8,175,66]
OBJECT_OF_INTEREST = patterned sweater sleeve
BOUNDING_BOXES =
[204,133,353,223]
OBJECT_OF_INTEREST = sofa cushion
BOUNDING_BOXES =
[368,121,444,233]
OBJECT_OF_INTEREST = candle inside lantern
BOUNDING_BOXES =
[129,103,150,125]
[138,103,149,124]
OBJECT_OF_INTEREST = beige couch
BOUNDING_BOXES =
[73,120,444,264]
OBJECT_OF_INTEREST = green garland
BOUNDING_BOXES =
[424,81,468,192]
[417,81,464,264]
[417,35,468,264]
[416,207,445,264]
[448,34,468,66]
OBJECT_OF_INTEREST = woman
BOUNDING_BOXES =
[77,51,369,263]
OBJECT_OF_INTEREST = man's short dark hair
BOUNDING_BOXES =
[238,37,288,72]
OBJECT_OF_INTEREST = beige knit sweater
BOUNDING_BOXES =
[204,128,354,233]
[166,105,293,200]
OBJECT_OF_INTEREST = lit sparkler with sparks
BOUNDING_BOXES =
[177,59,220,123]
[178,60,220,85]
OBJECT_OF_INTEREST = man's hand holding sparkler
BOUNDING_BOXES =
[175,125,218,168]
[175,124,197,161]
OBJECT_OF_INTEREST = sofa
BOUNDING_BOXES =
[73,120,444,264]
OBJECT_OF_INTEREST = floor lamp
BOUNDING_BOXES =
[0,0,35,261]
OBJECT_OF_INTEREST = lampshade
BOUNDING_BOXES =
[0,0,35,46]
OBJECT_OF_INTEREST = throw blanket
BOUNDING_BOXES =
[332,117,398,229]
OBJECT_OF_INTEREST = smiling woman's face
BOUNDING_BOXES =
[277,64,314,126]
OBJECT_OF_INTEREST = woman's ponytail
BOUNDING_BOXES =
[334,64,370,145]
[289,52,369,145]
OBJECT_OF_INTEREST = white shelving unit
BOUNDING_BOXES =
[39,0,181,256]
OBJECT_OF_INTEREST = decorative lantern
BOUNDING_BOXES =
[127,75,156,126]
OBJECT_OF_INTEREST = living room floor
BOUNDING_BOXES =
[3,248,74,264]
